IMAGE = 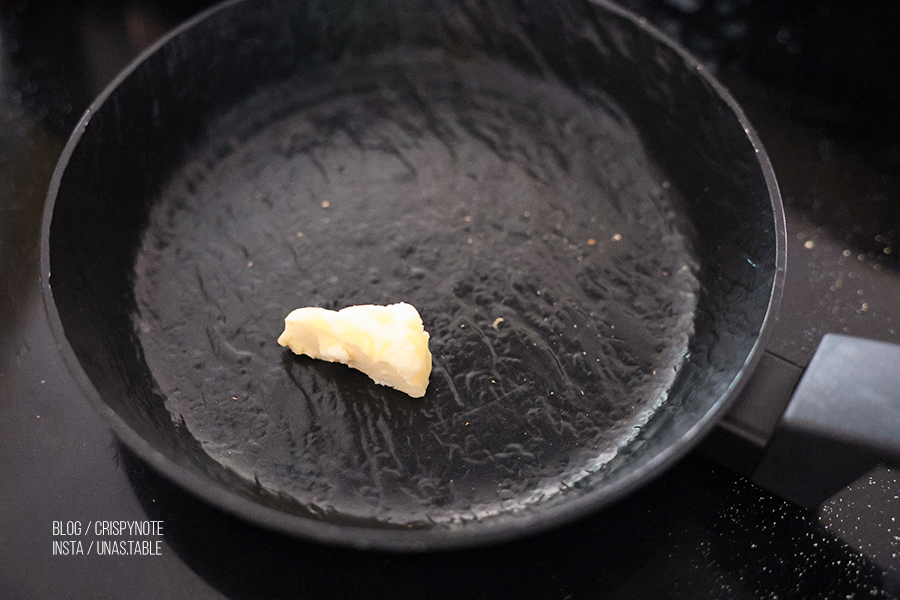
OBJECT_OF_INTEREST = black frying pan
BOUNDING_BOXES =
[41,0,784,550]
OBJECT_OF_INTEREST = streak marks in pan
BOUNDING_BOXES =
[132,51,699,526]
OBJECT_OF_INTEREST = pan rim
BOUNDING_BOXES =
[39,0,786,551]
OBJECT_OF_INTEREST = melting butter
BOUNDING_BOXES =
[278,302,431,398]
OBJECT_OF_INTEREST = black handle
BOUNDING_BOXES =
[703,334,900,508]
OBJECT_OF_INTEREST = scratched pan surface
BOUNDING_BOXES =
[41,0,782,549]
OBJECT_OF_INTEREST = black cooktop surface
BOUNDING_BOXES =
[1,1,898,598]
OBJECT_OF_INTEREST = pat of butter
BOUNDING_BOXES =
[277,302,431,398]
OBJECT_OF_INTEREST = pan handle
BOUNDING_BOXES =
[702,334,900,508]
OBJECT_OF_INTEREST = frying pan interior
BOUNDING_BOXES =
[43,0,780,549]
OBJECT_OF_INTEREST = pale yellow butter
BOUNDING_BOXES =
[277,302,431,398]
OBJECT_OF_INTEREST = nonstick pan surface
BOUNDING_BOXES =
[42,0,782,549]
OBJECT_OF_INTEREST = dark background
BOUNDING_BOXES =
[1,0,898,598]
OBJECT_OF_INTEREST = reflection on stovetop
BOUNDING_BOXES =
[123,444,892,599]
[1,0,898,598]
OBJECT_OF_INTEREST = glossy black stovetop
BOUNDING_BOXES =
[1,1,898,598]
